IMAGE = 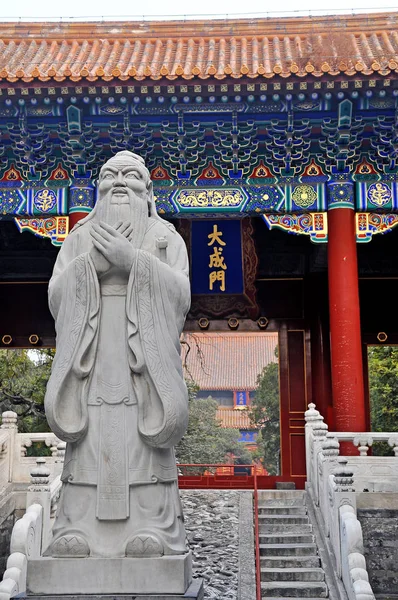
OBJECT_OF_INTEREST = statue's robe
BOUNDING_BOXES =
[44,216,190,557]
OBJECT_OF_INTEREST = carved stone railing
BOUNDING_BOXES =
[0,452,63,599]
[0,430,11,494]
[0,412,64,490]
[305,403,382,600]
[0,503,43,600]
[328,431,398,456]
[13,433,61,483]
[323,432,398,493]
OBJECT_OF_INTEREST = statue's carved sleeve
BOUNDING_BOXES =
[45,231,101,443]
[127,232,190,449]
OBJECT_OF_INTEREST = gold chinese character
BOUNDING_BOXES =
[207,224,226,246]
[209,270,226,292]
[209,247,227,270]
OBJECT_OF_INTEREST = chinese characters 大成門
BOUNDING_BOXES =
[208,224,227,292]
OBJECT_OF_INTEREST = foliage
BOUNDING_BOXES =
[249,360,280,475]
[0,351,254,466]
[368,345,398,456]
[176,381,252,470]
[0,349,53,433]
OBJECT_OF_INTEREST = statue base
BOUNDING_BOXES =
[22,579,203,600]
[26,553,193,596]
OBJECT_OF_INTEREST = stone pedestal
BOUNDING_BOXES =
[23,579,204,600]
[26,553,193,596]
[22,578,204,600]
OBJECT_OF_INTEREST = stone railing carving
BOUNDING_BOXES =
[305,403,376,600]
[340,504,374,600]
[19,433,59,458]
[331,431,398,457]
[0,410,65,599]
[0,452,63,599]
[26,457,62,552]
[0,412,63,489]
[324,432,398,493]
[0,431,11,493]
[0,503,43,599]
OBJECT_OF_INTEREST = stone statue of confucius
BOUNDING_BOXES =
[45,151,190,559]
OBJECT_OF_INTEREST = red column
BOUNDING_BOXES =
[68,180,95,231]
[328,206,366,433]
[69,211,87,230]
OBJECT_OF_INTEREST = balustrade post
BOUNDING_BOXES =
[312,418,328,506]
[1,411,18,483]
[331,458,356,578]
[56,442,66,463]
[305,404,328,495]
[388,435,398,456]
[305,403,323,484]
[55,441,66,478]
[26,458,51,553]
[333,457,355,493]
[353,435,373,456]
[319,435,340,537]
[0,412,18,430]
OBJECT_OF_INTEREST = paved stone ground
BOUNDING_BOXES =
[0,489,254,599]
[181,490,254,600]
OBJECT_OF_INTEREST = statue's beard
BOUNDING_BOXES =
[93,188,149,249]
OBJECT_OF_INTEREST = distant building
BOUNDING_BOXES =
[0,12,396,480]
[182,332,278,444]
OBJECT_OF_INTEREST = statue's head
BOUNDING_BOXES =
[72,151,171,244]
[92,151,155,233]
[98,151,151,204]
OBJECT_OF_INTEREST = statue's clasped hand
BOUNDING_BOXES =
[90,221,135,274]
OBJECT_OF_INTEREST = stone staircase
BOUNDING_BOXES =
[257,490,329,599]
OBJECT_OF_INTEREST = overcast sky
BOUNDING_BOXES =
[1,0,398,21]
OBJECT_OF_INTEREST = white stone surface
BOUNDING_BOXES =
[26,459,56,553]
[0,153,193,598]
[10,504,42,559]
[0,505,42,600]
[305,404,376,600]
[27,553,192,595]
[41,152,191,575]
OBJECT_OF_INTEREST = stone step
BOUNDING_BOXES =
[261,556,321,569]
[260,524,313,534]
[259,533,315,544]
[259,515,310,525]
[260,543,318,556]
[258,490,305,498]
[263,597,328,600]
[261,581,328,598]
[258,506,308,515]
[261,567,326,582]
[257,492,306,506]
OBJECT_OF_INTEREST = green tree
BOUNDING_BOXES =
[176,382,252,470]
[0,348,53,433]
[249,360,280,475]
[368,345,398,455]
[0,353,255,465]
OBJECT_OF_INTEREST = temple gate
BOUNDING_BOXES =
[1,13,398,484]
